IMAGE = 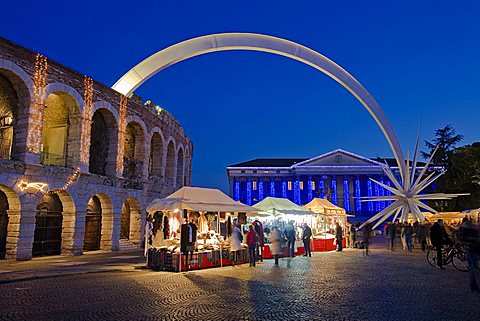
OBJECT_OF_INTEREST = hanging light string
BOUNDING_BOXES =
[116,94,127,174]
[61,167,81,190]
[80,76,94,164]
[27,54,48,153]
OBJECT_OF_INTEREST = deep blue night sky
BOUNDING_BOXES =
[2,0,479,192]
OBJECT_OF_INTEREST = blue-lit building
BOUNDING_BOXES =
[226,149,407,218]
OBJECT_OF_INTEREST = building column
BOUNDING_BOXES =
[16,207,36,261]
[72,209,86,256]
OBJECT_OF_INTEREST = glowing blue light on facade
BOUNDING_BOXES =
[246,181,252,205]
[374,181,381,211]
[355,177,361,213]
[331,178,338,205]
[282,181,287,198]
[367,179,374,211]
[258,181,264,201]
[319,180,325,198]
[270,181,275,197]
[234,181,240,201]
[343,179,350,212]
[293,180,300,205]
[307,180,313,202]
[379,179,386,210]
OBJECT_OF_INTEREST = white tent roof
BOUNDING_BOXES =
[253,197,313,216]
[146,186,259,214]
[303,198,347,216]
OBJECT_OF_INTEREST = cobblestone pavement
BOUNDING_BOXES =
[1,241,479,321]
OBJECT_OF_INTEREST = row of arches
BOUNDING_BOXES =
[0,64,191,186]
[0,184,144,259]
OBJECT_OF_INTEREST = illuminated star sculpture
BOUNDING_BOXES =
[360,137,468,229]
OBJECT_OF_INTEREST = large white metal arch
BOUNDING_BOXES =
[112,33,405,178]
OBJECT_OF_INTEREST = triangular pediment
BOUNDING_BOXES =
[293,149,384,167]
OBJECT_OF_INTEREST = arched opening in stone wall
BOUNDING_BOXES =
[123,121,146,180]
[120,197,142,244]
[33,193,63,257]
[41,92,81,167]
[0,71,29,161]
[149,132,163,177]
[89,108,118,176]
[165,141,175,184]
[83,195,102,251]
[0,184,21,259]
[0,190,8,259]
[90,193,114,251]
[176,147,184,188]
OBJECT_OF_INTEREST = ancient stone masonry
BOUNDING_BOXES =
[0,37,192,260]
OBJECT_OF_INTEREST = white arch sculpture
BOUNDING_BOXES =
[112,33,406,179]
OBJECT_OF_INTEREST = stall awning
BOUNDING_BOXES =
[252,197,313,216]
[303,198,349,216]
[146,186,259,214]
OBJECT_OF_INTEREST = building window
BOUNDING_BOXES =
[300,181,304,190]
[276,170,280,174]
[287,181,292,191]
[253,181,257,190]
[311,181,316,191]
[253,170,257,174]
[264,170,269,174]
[241,170,245,173]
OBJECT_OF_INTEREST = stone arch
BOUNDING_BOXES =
[120,197,142,245]
[148,128,164,177]
[89,107,118,176]
[112,33,406,179]
[165,139,176,185]
[32,189,76,257]
[0,60,33,161]
[83,195,102,251]
[92,193,114,251]
[0,184,21,259]
[41,86,83,167]
[124,117,147,180]
[176,145,184,188]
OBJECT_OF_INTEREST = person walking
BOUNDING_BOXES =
[269,226,282,266]
[363,223,372,256]
[246,225,257,267]
[403,223,414,252]
[230,224,243,266]
[386,222,396,251]
[303,223,312,257]
[430,219,449,269]
[285,223,296,258]
[400,223,407,250]
[417,222,427,252]
[459,218,480,292]
[335,222,343,252]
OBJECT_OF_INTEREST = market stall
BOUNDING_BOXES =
[145,186,258,272]
[303,198,352,251]
[252,197,315,258]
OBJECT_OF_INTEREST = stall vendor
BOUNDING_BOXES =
[180,219,197,270]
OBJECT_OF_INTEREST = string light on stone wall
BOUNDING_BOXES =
[61,167,81,190]
[80,76,93,164]
[116,94,127,173]
[27,54,48,153]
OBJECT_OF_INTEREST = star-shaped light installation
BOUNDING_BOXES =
[360,136,469,229]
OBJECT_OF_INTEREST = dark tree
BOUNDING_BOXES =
[421,124,463,167]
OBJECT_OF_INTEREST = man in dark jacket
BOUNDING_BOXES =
[303,223,312,257]
[285,223,296,257]
[459,218,480,292]
[430,219,449,269]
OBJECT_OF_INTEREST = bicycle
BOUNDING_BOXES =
[427,241,469,272]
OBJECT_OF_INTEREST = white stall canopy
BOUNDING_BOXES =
[146,186,259,214]
[303,198,351,216]
[253,197,313,217]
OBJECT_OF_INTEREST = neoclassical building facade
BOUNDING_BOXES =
[0,37,192,260]
[227,149,410,218]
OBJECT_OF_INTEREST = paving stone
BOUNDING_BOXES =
[0,243,479,320]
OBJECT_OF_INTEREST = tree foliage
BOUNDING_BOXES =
[421,124,464,167]
[422,125,480,211]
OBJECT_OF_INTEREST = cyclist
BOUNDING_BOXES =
[459,217,480,292]
[430,219,451,269]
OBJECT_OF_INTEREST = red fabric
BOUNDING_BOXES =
[246,230,257,245]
